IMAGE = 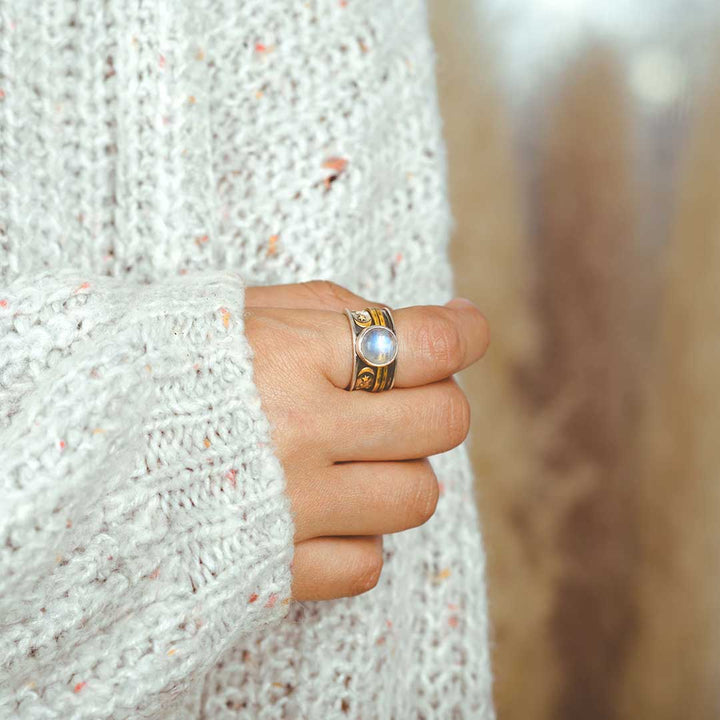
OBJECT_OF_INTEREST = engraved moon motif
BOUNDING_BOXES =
[356,368,375,390]
[353,310,372,327]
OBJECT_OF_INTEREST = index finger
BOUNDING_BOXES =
[315,298,489,389]
[390,299,490,387]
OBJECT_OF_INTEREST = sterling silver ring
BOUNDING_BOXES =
[345,307,398,392]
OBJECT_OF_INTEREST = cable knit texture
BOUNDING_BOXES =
[0,1,494,718]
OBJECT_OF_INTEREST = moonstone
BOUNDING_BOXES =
[358,326,398,367]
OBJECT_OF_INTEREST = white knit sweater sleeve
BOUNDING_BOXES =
[0,269,294,718]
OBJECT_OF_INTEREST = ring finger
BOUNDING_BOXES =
[290,458,438,542]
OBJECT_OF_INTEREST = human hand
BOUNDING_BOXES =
[244,282,489,602]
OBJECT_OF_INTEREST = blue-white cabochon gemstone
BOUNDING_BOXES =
[357,326,398,367]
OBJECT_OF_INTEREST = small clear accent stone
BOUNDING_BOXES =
[358,326,398,367]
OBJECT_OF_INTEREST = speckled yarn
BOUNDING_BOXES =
[0,1,494,718]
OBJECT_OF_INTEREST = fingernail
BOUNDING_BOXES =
[446,297,476,310]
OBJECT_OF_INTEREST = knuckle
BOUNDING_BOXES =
[419,312,464,371]
[246,311,288,346]
[245,313,283,363]
[302,280,353,307]
[350,547,384,596]
[406,461,439,527]
[477,312,491,356]
[440,384,471,448]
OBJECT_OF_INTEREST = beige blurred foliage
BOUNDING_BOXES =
[431,1,720,719]
[619,62,720,719]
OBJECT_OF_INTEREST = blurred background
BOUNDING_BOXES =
[428,1,720,718]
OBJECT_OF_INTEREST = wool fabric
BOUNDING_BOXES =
[0,1,494,718]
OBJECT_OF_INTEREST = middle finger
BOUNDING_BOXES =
[323,378,471,462]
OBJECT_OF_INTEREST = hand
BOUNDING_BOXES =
[244,282,489,602]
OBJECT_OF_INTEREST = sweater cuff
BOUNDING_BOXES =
[1,271,295,715]
[124,271,296,638]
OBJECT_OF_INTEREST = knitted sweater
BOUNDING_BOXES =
[0,1,494,718]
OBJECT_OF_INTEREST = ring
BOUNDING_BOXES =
[345,307,399,392]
